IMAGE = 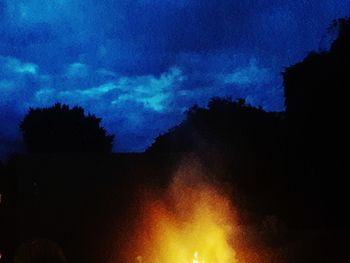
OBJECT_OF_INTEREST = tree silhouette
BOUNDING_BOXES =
[20,103,114,154]
[147,97,285,155]
[284,18,349,120]
[283,17,350,225]
[283,18,350,172]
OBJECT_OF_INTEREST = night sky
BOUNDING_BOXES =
[0,0,349,156]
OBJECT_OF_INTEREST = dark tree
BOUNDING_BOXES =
[147,97,285,155]
[20,103,114,154]
[283,18,350,225]
[283,18,350,169]
[284,18,349,121]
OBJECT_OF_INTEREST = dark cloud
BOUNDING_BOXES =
[0,0,350,157]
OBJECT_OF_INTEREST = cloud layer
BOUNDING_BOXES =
[1,0,350,156]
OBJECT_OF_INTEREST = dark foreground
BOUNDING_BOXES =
[1,152,348,263]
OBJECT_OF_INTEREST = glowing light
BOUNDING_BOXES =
[193,251,201,263]
[121,161,241,263]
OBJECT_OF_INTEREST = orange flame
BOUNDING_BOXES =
[123,159,242,263]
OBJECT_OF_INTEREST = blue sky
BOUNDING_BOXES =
[0,0,350,156]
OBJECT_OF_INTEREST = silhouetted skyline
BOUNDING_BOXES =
[1,1,350,157]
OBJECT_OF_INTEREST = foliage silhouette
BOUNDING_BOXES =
[283,17,350,225]
[20,103,114,154]
[283,17,350,157]
[284,18,349,120]
[147,97,285,156]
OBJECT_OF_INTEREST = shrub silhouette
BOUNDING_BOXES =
[20,103,114,154]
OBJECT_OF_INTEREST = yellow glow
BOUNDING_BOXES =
[125,162,241,263]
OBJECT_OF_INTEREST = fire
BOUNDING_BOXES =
[192,252,200,263]
[122,159,242,263]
